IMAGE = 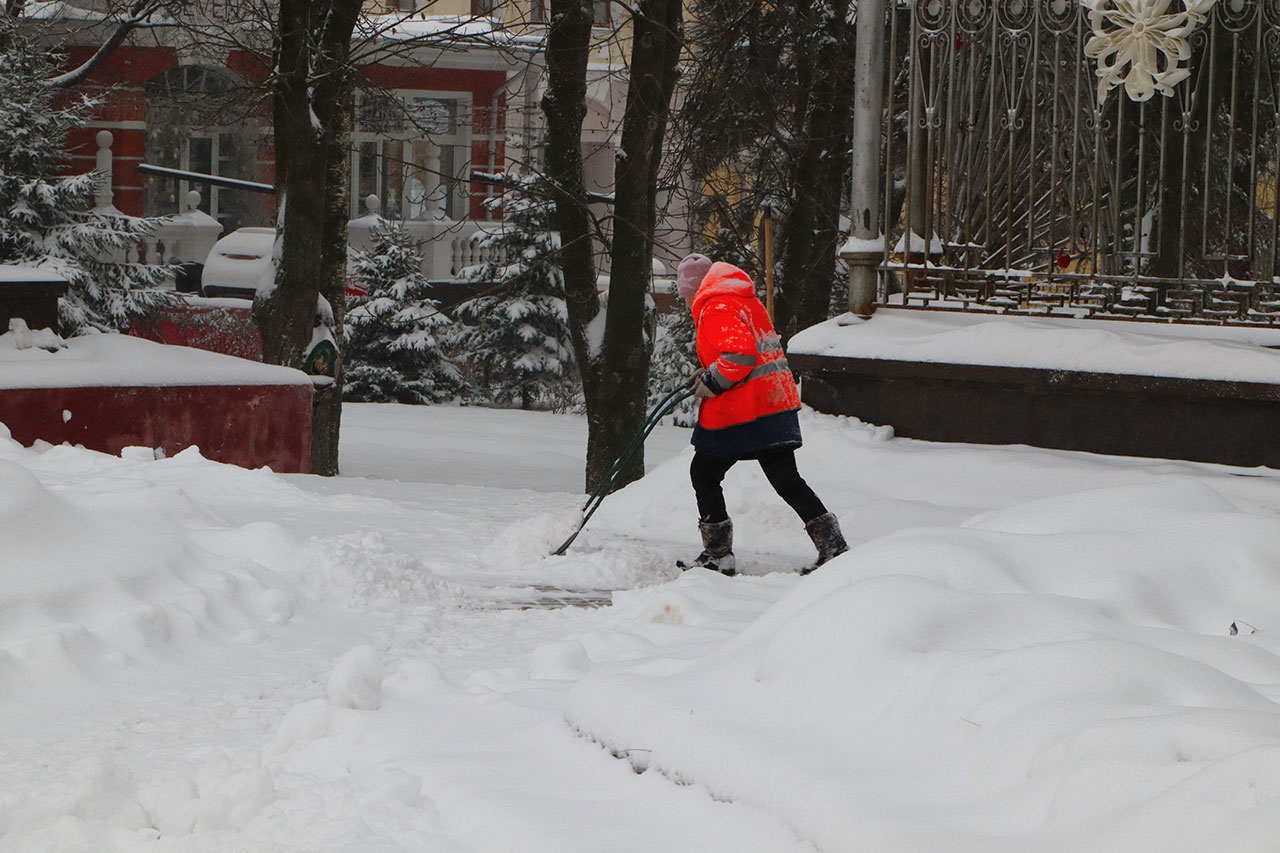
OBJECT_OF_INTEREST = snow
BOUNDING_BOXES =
[893,229,944,255]
[326,645,385,711]
[838,233,887,255]
[789,307,1280,384]
[361,12,525,48]
[0,332,311,389]
[0,264,66,283]
[5,401,1280,850]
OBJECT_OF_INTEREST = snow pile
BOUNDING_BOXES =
[0,332,311,389]
[0,426,460,849]
[789,307,1280,384]
[298,530,455,610]
[0,454,302,696]
[327,645,385,710]
[566,478,1280,850]
[480,508,679,589]
[10,401,1280,851]
[0,753,280,849]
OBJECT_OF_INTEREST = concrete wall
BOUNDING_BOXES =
[791,353,1280,469]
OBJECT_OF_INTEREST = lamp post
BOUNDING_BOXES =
[840,0,887,318]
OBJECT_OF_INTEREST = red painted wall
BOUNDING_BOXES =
[56,44,511,223]
[0,384,313,474]
[129,303,263,361]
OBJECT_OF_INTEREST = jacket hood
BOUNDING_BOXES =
[691,262,755,316]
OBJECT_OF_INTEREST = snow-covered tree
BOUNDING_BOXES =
[344,221,464,404]
[647,285,699,427]
[678,0,855,342]
[0,19,169,333]
[457,187,577,411]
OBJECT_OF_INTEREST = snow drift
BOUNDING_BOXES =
[567,478,1280,851]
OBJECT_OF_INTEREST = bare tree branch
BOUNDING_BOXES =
[39,0,169,89]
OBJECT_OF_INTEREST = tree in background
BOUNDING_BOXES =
[257,0,364,476]
[5,0,168,88]
[542,0,684,492]
[456,186,576,411]
[345,221,464,405]
[647,284,697,427]
[166,1,502,475]
[676,0,855,342]
[0,16,168,334]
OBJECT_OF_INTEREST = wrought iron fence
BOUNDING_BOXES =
[872,0,1280,325]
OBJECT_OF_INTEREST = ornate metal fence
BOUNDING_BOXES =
[867,0,1280,324]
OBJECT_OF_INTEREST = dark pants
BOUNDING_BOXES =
[690,448,828,525]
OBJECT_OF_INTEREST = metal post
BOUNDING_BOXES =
[762,204,775,321]
[841,0,887,317]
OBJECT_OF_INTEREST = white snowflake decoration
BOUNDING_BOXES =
[1082,0,1217,103]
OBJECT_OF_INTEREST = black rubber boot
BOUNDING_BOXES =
[800,512,849,575]
[678,519,736,577]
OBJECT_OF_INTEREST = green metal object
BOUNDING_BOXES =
[304,338,338,377]
[552,386,694,556]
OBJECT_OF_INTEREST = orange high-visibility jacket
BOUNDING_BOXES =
[692,263,801,430]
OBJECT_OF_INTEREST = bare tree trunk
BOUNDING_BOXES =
[774,0,855,341]
[543,0,683,494]
[258,0,362,476]
[596,0,683,489]
[542,0,600,492]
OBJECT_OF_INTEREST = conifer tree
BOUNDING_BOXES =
[648,284,698,426]
[677,0,855,342]
[0,20,168,334]
[457,186,576,411]
[344,221,464,404]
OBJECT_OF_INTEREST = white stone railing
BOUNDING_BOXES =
[347,194,511,282]
[92,131,224,269]
[448,228,509,278]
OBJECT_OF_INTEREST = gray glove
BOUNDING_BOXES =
[689,370,717,399]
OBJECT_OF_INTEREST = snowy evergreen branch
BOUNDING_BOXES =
[0,19,171,333]
[344,221,465,405]
[455,179,578,411]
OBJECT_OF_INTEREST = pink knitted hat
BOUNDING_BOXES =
[676,253,713,299]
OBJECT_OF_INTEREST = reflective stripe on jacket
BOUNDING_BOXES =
[691,262,801,430]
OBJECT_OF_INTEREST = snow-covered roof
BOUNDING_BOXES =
[359,13,541,49]
[0,265,68,284]
[363,13,501,39]
[0,332,311,389]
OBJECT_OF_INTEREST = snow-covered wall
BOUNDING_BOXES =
[0,334,314,473]
[789,309,1280,469]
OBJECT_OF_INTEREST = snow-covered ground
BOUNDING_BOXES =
[5,402,1280,851]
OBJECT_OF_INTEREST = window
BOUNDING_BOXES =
[143,66,264,234]
[471,0,495,15]
[352,91,472,221]
[523,0,601,26]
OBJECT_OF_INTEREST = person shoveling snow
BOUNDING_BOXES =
[674,254,849,576]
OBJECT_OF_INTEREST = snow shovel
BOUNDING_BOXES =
[552,385,695,556]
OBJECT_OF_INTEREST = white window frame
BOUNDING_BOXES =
[178,131,229,225]
[351,89,474,221]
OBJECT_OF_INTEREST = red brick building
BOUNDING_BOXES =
[53,14,525,241]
